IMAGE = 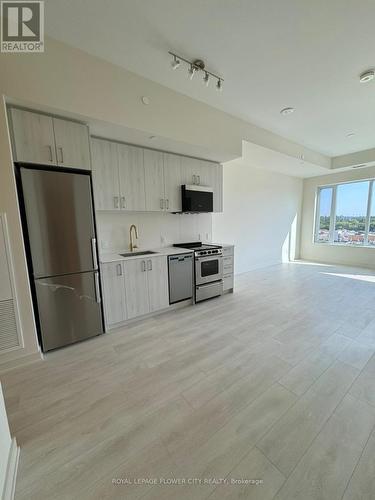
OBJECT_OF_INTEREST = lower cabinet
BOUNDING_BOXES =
[123,258,149,319]
[147,256,169,312]
[101,256,170,328]
[101,262,128,326]
[222,245,235,292]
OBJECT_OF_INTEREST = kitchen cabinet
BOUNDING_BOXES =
[10,108,56,165]
[222,245,234,292]
[90,137,222,213]
[102,255,170,326]
[163,153,182,212]
[144,151,182,212]
[101,262,127,326]
[53,118,91,170]
[118,144,146,211]
[144,149,165,211]
[123,258,149,319]
[9,107,91,170]
[91,138,120,211]
[181,156,201,186]
[147,256,169,312]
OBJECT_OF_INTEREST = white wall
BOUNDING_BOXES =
[301,165,375,269]
[97,212,212,254]
[0,384,12,496]
[213,161,303,274]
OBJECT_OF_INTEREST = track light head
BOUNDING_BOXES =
[203,72,210,87]
[171,55,180,70]
[188,64,196,80]
[216,79,223,92]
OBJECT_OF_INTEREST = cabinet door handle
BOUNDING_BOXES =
[121,197,126,209]
[58,147,64,163]
[165,199,169,210]
[94,272,101,303]
[197,175,200,185]
[147,259,152,271]
[141,260,146,272]
[47,145,53,162]
[91,238,98,269]
[114,196,119,209]
[192,175,196,184]
[160,199,164,210]
[116,263,122,276]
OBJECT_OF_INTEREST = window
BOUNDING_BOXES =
[315,179,375,247]
[316,187,333,243]
[334,181,369,245]
[369,183,375,246]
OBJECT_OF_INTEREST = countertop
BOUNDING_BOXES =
[99,246,194,263]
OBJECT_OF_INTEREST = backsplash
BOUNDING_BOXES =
[96,212,212,254]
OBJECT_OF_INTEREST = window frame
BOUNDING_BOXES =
[314,178,375,248]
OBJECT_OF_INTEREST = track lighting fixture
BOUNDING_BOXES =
[168,51,224,92]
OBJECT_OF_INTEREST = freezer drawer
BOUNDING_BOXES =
[168,253,193,304]
[34,271,103,351]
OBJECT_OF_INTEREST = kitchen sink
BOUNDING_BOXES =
[120,251,158,257]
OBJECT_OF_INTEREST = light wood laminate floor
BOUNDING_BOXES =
[2,261,375,500]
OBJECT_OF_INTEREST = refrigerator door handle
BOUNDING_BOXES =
[91,238,98,269]
[94,272,101,303]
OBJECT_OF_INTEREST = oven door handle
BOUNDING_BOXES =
[195,256,223,262]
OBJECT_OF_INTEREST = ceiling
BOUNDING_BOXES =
[44,0,375,158]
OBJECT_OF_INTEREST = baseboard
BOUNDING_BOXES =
[2,438,20,500]
[0,351,42,375]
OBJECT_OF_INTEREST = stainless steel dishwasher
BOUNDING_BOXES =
[168,253,194,304]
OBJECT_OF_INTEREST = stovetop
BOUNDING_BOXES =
[173,242,222,251]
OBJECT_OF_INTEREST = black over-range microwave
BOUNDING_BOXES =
[181,185,213,213]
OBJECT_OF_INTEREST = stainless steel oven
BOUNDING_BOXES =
[173,242,223,303]
[195,253,223,285]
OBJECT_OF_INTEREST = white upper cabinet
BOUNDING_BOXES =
[10,108,91,170]
[163,153,182,212]
[90,138,222,213]
[91,138,120,211]
[10,108,56,165]
[181,156,200,186]
[147,256,169,312]
[118,144,146,211]
[101,262,127,326]
[53,118,91,170]
[144,149,165,211]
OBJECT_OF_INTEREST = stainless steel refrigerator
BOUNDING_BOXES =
[20,167,104,351]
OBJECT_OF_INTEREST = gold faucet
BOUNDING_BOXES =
[129,224,139,252]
